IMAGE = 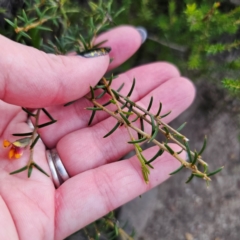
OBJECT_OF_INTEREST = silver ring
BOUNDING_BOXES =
[46,149,69,188]
[46,150,61,188]
[50,149,70,181]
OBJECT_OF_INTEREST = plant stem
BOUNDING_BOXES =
[91,98,211,181]
[27,108,40,167]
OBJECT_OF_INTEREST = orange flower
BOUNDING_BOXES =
[3,138,31,159]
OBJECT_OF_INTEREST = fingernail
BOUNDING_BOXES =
[135,27,148,44]
[79,47,111,58]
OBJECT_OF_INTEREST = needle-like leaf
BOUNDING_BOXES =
[198,136,207,155]
[33,163,50,177]
[37,120,57,128]
[147,96,153,112]
[169,165,184,175]
[146,149,164,164]
[207,166,224,177]
[42,108,55,121]
[28,164,33,178]
[13,132,33,136]
[22,107,36,117]
[185,174,194,183]
[88,110,96,126]
[127,78,136,97]
[10,165,28,175]
[103,122,121,138]
[128,137,147,144]
[30,135,40,149]
[155,102,162,117]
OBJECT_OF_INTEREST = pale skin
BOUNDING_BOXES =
[0,26,195,239]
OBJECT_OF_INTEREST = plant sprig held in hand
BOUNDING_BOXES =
[2,0,223,185]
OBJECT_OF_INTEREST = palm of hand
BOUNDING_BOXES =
[0,26,195,240]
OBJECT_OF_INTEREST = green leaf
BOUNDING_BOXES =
[176,122,187,132]
[137,118,144,139]
[198,136,207,155]
[147,96,153,111]
[64,100,77,106]
[110,99,117,105]
[146,149,164,164]
[185,174,194,183]
[128,137,147,144]
[160,110,172,119]
[22,107,36,117]
[37,120,57,128]
[177,148,184,154]
[36,26,52,31]
[33,163,50,177]
[191,151,198,166]
[122,110,133,116]
[169,164,184,175]
[122,96,135,105]
[164,143,175,155]
[28,164,33,178]
[204,164,208,173]
[18,31,32,40]
[42,108,55,121]
[35,7,43,18]
[114,223,119,236]
[13,132,33,136]
[150,114,156,133]
[78,34,88,50]
[94,85,106,89]
[185,141,192,163]
[90,86,95,99]
[105,75,119,81]
[10,165,28,175]
[30,135,40,149]
[142,164,150,183]
[127,78,136,97]
[88,110,96,126]
[155,102,162,116]
[89,2,99,11]
[111,89,120,100]
[193,173,204,178]
[107,76,113,88]
[96,90,107,99]
[114,7,125,18]
[103,122,121,138]
[132,115,139,123]
[163,126,170,135]
[207,166,224,177]
[22,10,29,22]
[116,82,124,92]
[86,107,103,111]
[5,18,16,28]
[120,112,130,125]
[148,123,159,143]
[93,40,108,48]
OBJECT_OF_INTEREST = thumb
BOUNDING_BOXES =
[0,35,110,108]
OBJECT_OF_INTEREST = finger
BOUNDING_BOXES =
[0,101,20,135]
[38,62,180,148]
[0,35,109,108]
[57,76,195,176]
[0,196,18,240]
[95,25,143,71]
[54,144,183,240]
[0,26,142,108]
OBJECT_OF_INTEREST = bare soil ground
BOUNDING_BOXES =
[118,80,240,240]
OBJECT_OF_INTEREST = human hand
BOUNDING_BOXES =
[0,26,195,239]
